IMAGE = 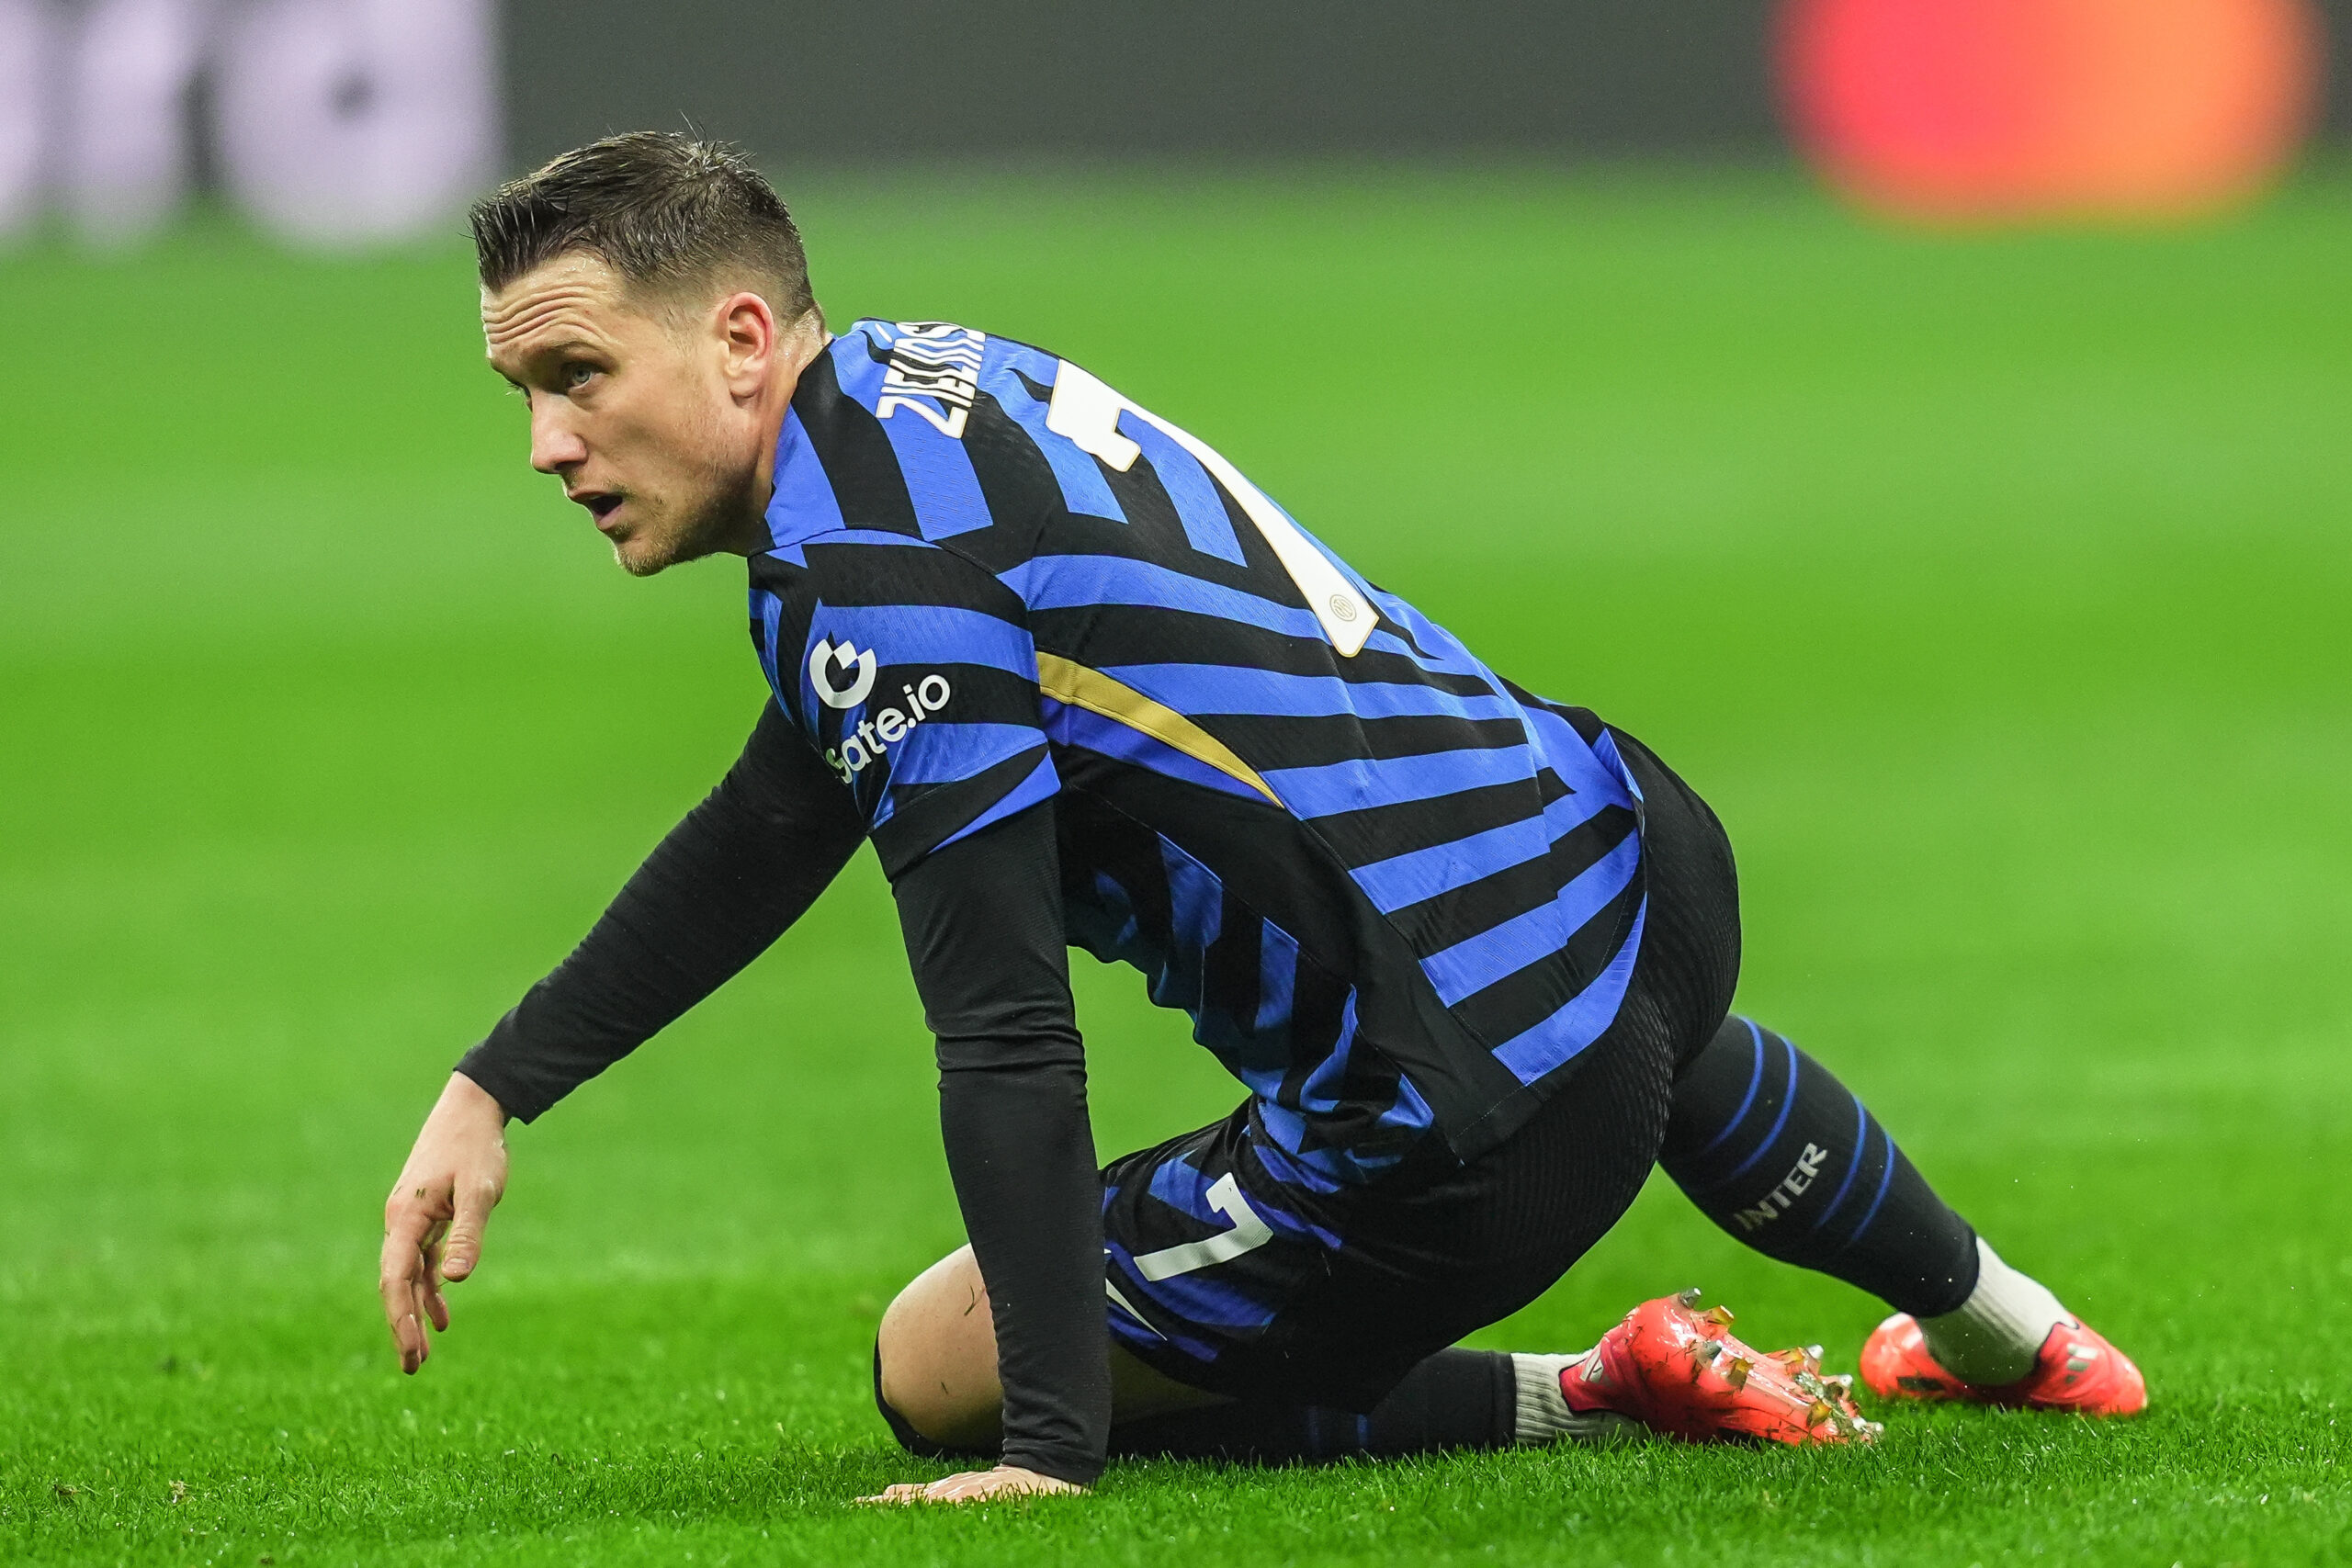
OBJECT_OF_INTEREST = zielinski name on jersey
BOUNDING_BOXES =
[871,321,985,440]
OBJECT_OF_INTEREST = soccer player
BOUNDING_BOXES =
[379,133,2144,1505]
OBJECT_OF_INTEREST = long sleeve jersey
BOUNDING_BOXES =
[458,319,1649,1482]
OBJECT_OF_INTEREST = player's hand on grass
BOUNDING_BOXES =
[857,1465,1088,1506]
[379,1072,508,1374]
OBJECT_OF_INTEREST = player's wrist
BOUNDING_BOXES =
[999,1446,1103,1489]
[444,1067,514,1126]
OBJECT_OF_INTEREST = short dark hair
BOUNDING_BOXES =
[470,131,818,324]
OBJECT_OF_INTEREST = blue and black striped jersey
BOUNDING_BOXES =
[749,320,1647,1177]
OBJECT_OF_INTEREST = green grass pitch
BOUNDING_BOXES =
[4,165,2348,1566]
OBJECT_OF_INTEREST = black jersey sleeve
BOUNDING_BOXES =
[454,700,865,1122]
[889,801,1111,1485]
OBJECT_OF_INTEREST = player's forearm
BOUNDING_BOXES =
[458,702,864,1121]
[456,892,741,1122]
[892,805,1110,1480]
[938,1056,1112,1483]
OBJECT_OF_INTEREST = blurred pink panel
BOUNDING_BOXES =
[1778,0,2324,222]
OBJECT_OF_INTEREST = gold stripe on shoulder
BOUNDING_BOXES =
[1035,652,1283,808]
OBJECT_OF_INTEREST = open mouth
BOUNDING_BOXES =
[573,491,624,526]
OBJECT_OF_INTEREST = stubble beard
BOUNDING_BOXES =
[612,438,763,579]
[611,499,726,577]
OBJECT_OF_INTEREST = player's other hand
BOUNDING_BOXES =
[857,1465,1088,1506]
[379,1072,509,1374]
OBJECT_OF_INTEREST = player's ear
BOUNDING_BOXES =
[716,291,778,396]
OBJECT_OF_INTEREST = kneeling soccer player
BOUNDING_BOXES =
[379,133,2145,1504]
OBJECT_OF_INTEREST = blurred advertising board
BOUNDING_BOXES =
[2,1,2343,249]
[0,0,495,246]
[1780,0,2325,221]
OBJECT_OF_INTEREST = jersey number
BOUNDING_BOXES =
[1046,361,1379,657]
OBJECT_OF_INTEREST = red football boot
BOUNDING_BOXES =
[1562,1289,1881,1446]
[1860,1312,2147,1416]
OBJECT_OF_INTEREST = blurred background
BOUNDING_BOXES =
[4,3,2349,1562]
[6,0,2352,243]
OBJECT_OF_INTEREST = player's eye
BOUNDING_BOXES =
[563,362,598,390]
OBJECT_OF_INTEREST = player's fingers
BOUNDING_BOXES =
[920,1469,1067,1505]
[391,1248,435,1365]
[977,1468,1079,1501]
[926,1475,988,1503]
[379,1206,426,1289]
[855,1482,933,1505]
[378,1247,419,1344]
[440,1178,499,1284]
[385,1286,428,1373]
[379,1204,438,1371]
[420,1220,452,1330]
[408,1279,438,1367]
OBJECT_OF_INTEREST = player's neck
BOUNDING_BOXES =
[749,324,831,511]
[709,326,831,560]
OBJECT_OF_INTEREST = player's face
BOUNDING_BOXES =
[482,254,762,576]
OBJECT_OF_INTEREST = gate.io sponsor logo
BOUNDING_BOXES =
[808,637,954,784]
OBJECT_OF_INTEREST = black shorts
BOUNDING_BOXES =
[1100,726,1744,1411]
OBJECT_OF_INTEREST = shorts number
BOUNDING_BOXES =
[1106,1172,1276,1340]
[1131,1172,1275,1280]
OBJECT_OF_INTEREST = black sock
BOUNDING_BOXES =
[1104,1349,1517,1464]
[1660,1015,1978,1318]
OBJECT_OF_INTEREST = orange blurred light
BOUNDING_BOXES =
[1778,0,2324,223]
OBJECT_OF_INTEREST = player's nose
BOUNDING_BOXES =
[528,406,588,475]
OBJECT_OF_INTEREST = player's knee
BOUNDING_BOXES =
[873,1248,1003,1451]
[872,1337,963,1458]
[872,1294,948,1439]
